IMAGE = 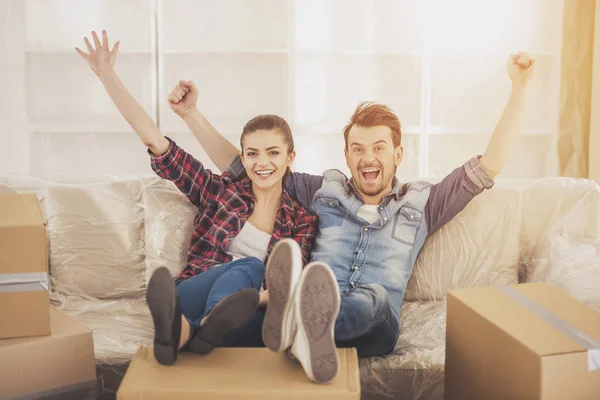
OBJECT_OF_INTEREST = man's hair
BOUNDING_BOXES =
[343,102,402,149]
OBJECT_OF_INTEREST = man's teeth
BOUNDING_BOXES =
[362,168,380,173]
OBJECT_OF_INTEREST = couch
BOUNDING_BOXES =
[2,174,599,400]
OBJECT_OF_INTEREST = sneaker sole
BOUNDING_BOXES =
[296,262,340,384]
[262,240,301,352]
[146,267,180,366]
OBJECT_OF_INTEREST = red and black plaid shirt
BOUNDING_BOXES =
[149,138,318,282]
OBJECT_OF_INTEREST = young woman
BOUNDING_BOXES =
[76,31,317,366]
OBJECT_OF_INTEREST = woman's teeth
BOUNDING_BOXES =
[256,170,274,177]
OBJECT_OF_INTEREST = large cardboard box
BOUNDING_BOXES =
[118,346,360,399]
[445,282,600,400]
[0,307,97,399]
[0,193,50,339]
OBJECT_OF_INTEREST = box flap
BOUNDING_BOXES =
[449,283,600,358]
[118,346,360,400]
[0,193,45,228]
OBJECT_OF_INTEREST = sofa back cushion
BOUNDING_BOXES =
[405,185,521,301]
[41,179,147,299]
[143,179,197,283]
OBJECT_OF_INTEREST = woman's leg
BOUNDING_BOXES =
[187,257,266,353]
[175,263,234,349]
[176,264,231,326]
[176,257,265,327]
[202,257,266,319]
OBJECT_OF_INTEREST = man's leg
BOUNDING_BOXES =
[290,262,341,384]
[334,283,400,357]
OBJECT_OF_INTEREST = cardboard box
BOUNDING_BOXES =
[445,282,600,400]
[118,346,360,400]
[0,193,50,339]
[0,307,97,399]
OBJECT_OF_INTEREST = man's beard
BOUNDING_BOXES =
[353,167,396,198]
[357,180,386,196]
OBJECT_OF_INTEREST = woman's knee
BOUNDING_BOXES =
[234,257,265,288]
[242,257,266,274]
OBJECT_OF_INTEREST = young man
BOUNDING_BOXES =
[168,52,536,381]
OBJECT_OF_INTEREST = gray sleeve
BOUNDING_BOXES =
[426,156,495,234]
[284,172,324,209]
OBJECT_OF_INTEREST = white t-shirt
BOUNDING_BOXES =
[227,221,271,262]
[357,204,381,224]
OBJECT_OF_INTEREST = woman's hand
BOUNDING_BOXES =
[168,80,199,118]
[75,30,120,79]
[259,290,269,307]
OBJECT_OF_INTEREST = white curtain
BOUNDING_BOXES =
[0,0,28,175]
[1,0,564,181]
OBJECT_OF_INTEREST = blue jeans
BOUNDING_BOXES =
[176,256,266,347]
[334,283,400,357]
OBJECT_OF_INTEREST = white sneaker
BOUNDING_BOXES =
[290,261,341,384]
[262,239,303,352]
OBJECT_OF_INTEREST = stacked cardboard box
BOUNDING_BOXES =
[445,282,600,400]
[0,193,97,399]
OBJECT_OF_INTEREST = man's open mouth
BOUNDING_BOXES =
[360,168,380,182]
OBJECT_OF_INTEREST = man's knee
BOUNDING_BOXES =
[360,283,389,304]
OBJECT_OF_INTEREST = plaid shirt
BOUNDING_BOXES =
[149,138,318,282]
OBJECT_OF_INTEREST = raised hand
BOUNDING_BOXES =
[507,52,536,89]
[75,30,120,78]
[168,80,199,118]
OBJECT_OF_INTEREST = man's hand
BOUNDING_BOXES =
[507,52,536,89]
[479,52,535,178]
[75,30,120,79]
[168,80,199,118]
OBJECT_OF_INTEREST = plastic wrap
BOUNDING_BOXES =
[360,301,447,400]
[406,184,522,301]
[143,179,197,283]
[520,178,600,312]
[2,174,600,400]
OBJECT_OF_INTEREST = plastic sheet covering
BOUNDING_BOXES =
[406,184,522,301]
[50,292,154,365]
[520,178,600,312]
[2,173,600,400]
[360,301,447,400]
[143,178,197,283]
